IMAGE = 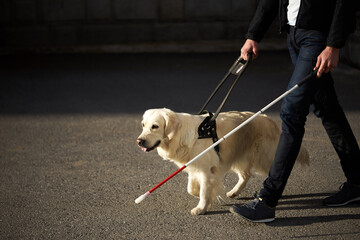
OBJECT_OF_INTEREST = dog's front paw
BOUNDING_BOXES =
[191,207,206,215]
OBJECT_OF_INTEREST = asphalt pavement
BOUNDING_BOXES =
[0,51,360,239]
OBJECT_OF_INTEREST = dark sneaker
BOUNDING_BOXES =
[230,197,275,223]
[324,182,360,207]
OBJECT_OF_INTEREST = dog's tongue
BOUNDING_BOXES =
[141,147,147,152]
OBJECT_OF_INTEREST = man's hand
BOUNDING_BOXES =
[241,39,259,61]
[314,46,340,78]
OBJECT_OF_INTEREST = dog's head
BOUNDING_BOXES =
[137,108,180,152]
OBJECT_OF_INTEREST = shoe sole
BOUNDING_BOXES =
[325,196,360,207]
[229,207,275,223]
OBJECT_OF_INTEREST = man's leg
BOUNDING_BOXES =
[230,28,327,222]
[259,28,325,207]
[311,74,360,206]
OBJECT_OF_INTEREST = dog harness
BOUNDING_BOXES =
[197,55,252,154]
[198,112,220,153]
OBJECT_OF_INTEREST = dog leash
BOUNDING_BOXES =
[197,54,252,152]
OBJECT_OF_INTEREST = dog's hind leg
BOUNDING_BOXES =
[226,170,251,198]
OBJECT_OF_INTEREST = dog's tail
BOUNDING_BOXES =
[296,145,310,166]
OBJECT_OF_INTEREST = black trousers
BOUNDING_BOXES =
[259,27,360,207]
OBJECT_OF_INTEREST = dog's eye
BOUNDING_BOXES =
[151,124,159,130]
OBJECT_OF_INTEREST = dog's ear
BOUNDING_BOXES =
[162,109,180,141]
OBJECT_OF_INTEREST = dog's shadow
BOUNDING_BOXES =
[206,192,360,226]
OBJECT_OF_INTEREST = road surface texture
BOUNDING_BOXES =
[1,51,360,239]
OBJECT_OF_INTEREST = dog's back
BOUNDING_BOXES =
[216,111,309,175]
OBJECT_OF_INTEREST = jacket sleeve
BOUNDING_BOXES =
[245,0,279,42]
[326,0,357,48]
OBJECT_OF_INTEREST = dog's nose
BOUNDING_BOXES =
[137,139,145,146]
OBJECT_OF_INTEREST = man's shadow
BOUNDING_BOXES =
[209,192,360,226]
[266,192,360,227]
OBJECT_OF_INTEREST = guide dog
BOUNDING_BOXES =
[137,108,309,215]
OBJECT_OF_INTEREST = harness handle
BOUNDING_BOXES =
[197,54,252,153]
[198,54,252,121]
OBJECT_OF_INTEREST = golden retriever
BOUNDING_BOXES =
[137,108,309,215]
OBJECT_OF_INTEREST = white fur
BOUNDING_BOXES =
[137,108,309,215]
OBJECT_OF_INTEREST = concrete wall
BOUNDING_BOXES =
[341,12,360,69]
[0,0,264,50]
[0,0,359,68]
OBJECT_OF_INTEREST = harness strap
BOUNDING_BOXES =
[198,112,219,153]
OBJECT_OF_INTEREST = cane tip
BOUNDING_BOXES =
[135,193,147,204]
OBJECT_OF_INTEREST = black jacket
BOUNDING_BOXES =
[246,0,357,48]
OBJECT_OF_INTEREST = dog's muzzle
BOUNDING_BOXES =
[137,139,161,152]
